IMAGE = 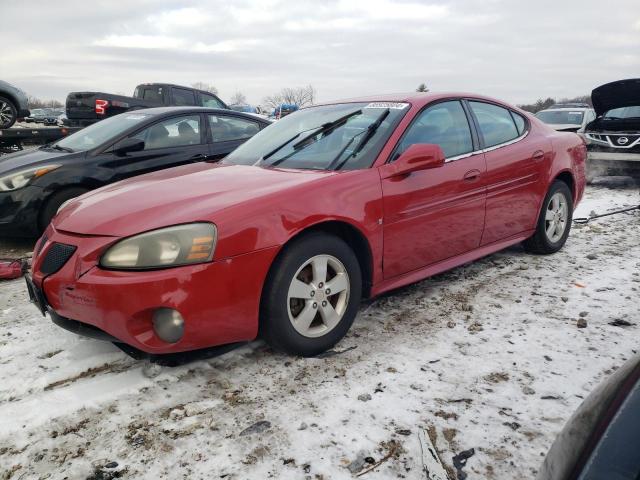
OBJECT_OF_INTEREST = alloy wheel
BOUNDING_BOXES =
[545,192,568,243]
[0,101,15,127]
[287,254,350,338]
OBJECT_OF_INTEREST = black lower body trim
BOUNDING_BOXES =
[48,308,119,342]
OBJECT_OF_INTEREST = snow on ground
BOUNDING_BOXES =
[1,180,639,480]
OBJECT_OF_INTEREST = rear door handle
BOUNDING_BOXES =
[190,154,207,161]
[532,150,545,161]
[463,169,481,182]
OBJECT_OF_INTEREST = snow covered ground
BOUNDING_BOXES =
[1,180,639,480]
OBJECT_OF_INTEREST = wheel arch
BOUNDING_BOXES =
[553,170,576,201]
[267,219,374,300]
[0,90,19,109]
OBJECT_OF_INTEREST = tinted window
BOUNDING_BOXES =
[511,111,527,135]
[209,115,260,142]
[132,115,201,150]
[396,100,473,159]
[470,101,519,148]
[536,110,584,126]
[56,112,152,152]
[141,86,163,104]
[172,88,196,106]
[200,93,225,108]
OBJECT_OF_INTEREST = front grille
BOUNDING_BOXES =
[608,134,640,147]
[40,243,76,274]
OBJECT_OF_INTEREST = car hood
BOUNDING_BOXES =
[592,78,640,116]
[54,162,337,237]
[0,147,74,174]
[546,123,581,132]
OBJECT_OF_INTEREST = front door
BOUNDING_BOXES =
[381,100,487,279]
[102,114,209,181]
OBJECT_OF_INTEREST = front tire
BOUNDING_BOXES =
[39,187,90,233]
[0,96,17,129]
[260,232,362,357]
[524,180,573,254]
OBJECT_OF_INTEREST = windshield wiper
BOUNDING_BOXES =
[264,109,363,168]
[50,144,73,153]
[328,108,390,171]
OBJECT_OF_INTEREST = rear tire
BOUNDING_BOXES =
[260,232,362,357]
[39,187,90,233]
[523,180,573,254]
[0,96,17,129]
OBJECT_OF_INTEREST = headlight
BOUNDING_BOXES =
[0,165,61,191]
[100,223,217,270]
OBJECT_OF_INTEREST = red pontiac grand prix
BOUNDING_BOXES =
[26,92,587,357]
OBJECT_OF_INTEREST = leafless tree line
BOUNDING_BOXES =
[27,96,63,109]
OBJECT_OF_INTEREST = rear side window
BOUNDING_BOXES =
[209,115,260,142]
[200,93,225,108]
[395,100,473,159]
[511,111,527,135]
[131,115,202,150]
[469,101,520,148]
[172,88,196,106]
[141,86,163,104]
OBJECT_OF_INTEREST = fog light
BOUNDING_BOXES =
[152,308,184,343]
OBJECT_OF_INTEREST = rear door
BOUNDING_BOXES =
[206,114,263,161]
[101,113,209,181]
[381,100,487,278]
[467,101,550,245]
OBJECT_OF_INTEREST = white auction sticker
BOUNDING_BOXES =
[365,102,409,110]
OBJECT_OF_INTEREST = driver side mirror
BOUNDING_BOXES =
[380,143,446,179]
[114,137,145,155]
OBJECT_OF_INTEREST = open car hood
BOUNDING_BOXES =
[592,79,640,117]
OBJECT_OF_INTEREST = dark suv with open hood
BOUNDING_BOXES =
[584,79,640,181]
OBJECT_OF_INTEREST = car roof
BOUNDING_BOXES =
[130,106,270,122]
[313,91,522,110]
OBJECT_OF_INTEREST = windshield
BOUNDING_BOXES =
[224,102,409,170]
[54,112,152,152]
[536,110,584,125]
[604,106,640,119]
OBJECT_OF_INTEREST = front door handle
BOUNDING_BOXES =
[532,150,545,161]
[463,169,481,182]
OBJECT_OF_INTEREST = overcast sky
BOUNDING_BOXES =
[2,0,639,106]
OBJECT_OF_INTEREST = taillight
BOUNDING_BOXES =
[95,99,109,115]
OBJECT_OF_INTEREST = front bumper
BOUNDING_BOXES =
[31,225,279,354]
[0,185,44,237]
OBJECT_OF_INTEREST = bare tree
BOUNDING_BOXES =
[229,91,247,105]
[191,82,219,95]
[27,96,63,109]
[416,83,429,92]
[263,85,316,109]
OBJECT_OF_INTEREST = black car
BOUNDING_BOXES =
[0,80,30,129]
[538,353,640,479]
[584,79,640,181]
[0,106,270,237]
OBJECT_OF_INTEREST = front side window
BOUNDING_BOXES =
[172,88,196,106]
[209,115,260,142]
[470,101,520,148]
[200,93,225,108]
[131,115,201,150]
[224,102,409,171]
[395,100,473,159]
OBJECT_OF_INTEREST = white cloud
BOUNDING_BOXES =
[94,34,184,50]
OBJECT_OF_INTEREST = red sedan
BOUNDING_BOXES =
[27,92,586,357]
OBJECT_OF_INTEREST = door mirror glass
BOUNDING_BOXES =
[381,143,445,178]
[114,137,145,155]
